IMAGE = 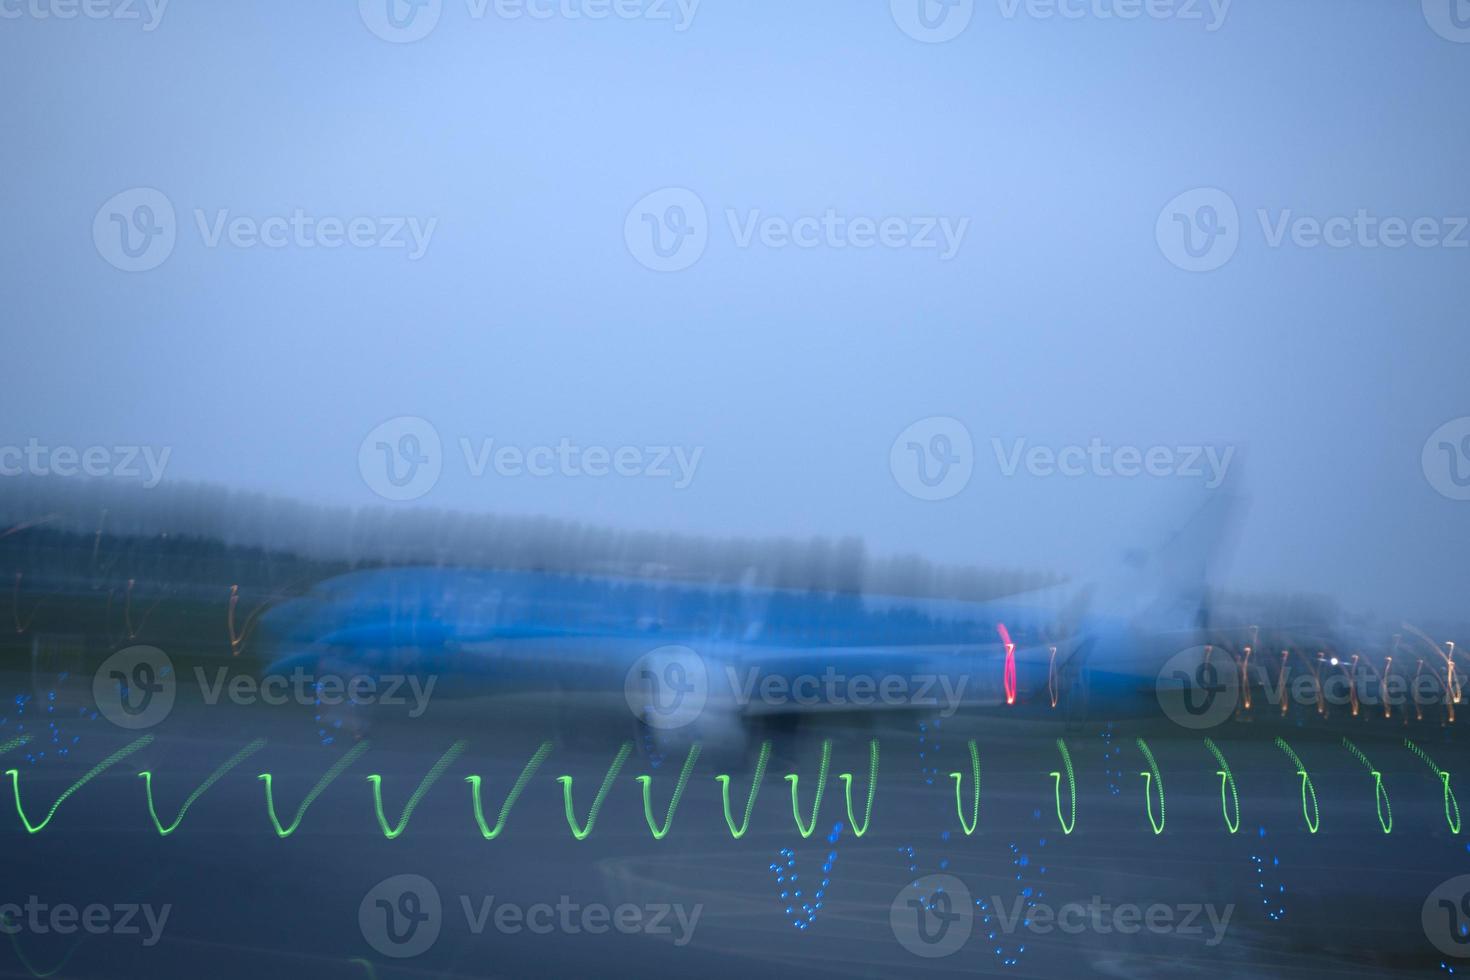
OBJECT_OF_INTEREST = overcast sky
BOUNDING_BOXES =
[3,0,1468,622]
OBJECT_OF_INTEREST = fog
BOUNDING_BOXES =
[4,0,1468,622]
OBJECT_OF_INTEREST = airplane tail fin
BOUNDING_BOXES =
[1090,481,1245,631]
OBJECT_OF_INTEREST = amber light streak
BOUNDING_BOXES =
[1403,623,1462,724]
[228,584,269,656]
[1384,642,1396,720]
[1343,654,1361,717]
[122,578,164,641]
[10,573,43,635]
[1238,631,1255,711]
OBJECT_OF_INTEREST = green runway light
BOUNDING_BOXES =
[1342,738,1392,834]
[7,735,153,834]
[1405,739,1460,834]
[1204,738,1240,834]
[1136,738,1165,835]
[949,739,980,836]
[837,739,879,837]
[466,742,553,840]
[259,740,370,838]
[1,910,77,978]
[139,738,265,835]
[366,741,466,839]
[715,741,771,839]
[1274,738,1319,834]
[0,732,1428,842]
[785,739,831,838]
[1049,738,1076,835]
[637,743,701,840]
[557,742,631,840]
